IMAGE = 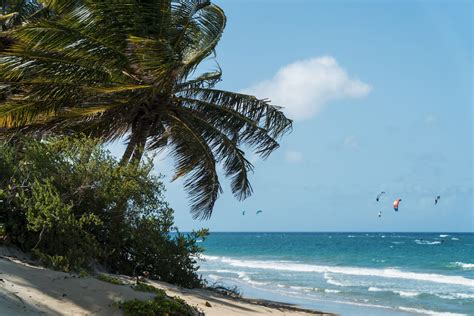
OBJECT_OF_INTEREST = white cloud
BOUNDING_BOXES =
[242,56,372,121]
[285,150,303,163]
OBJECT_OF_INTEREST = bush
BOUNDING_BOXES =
[120,291,202,316]
[96,274,125,285]
[0,136,207,288]
[132,283,166,295]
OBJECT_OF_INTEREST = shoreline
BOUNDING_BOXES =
[0,247,333,315]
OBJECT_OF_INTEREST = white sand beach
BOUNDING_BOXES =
[0,247,331,316]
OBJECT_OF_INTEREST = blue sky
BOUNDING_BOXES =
[112,0,473,232]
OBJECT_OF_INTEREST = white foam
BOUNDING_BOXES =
[213,269,248,278]
[323,273,348,287]
[451,237,460,241]
[415,240,441,245]
[330,299,392,310]
[207,274,222,280]
[399,306,466,316]
[369,287,419,297]
[436,293,474,300]
[215,257,474,287]
[289,285,313,291]
[201,255,219,260]
[241,277,267,286]
[214,269,236,273]
[368,287,384,292]
[394,290,419,297]
[451,262,474,270]
[324,289,340,293]
[347,235,356,238]
[439,234,449,237]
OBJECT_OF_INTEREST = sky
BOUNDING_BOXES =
[111,0,473,232]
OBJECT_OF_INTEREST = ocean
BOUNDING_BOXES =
[197,232,474,316]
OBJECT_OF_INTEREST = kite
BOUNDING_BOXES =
[393,198,402,212]
[376,191,386,202]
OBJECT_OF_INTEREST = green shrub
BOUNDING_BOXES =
[132,283,166,295]
[96,274,125,285]
[78,269,89,278]
[0,136,207,288]
[120,291,202,316]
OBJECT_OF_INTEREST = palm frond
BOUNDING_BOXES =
[174,106,253,201]
[178,96,281,158]
[165,112,221,219]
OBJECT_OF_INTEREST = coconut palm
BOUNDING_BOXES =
[0,0,292,219]
[1,1,45,30]
[1,0,46,52]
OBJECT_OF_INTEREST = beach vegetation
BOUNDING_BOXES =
[0,136,206,287]
[120,291,203,316]
[96,274,125,286]
[132,283,166,295]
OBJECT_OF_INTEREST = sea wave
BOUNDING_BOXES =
[324,273,349,287]
[324,289,340,293]
[451,237,460,241]
[436,293,474,300]
[415,239,441,245]
[394,290,419,297]
[439,234,449,238]
[287,286,340,294]
[204,256,474,287]
[368,287,420,297]
[399,306,466,316]
[449,262,474,270]
[207,274,222,280]
[205,268,267,286]
[214,269,248,278]
[289,285,313,291]
[241,276,267,286]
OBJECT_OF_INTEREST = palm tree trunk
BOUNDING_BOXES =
[121,115,152,165]
[130,123,151,164]
[130,139,145,163]
[120,134,138,165]
[120,117,143,165]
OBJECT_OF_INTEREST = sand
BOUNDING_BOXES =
[0,247,333,316]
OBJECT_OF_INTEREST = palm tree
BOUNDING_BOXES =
[0,0,292,219]
[0,1,44,29]
[1,1,46,51]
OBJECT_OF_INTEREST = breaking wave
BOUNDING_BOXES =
[201,256,474,287]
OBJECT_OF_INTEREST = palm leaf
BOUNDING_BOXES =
[0,0,292,220]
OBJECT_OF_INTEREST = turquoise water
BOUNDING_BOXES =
[197,233,474,315]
